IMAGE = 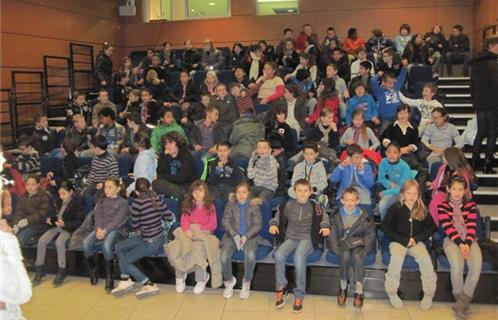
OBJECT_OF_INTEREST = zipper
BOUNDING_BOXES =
[299,205,303,221]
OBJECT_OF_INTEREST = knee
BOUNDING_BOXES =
[274,249,286,263]
[220,250,231,263]
[55,237,67,249]
[293,253,308,269]
[245,249,256,262]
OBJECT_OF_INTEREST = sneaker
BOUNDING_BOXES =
[275,288,288,309]
[111,279,136,296]
[223,277,237,299]
[337,287,347,306]
[388,293,404,309]
[292,298,303,313]
[175,275,187,294]
[136,283,160,299]
[193,273,210,295]
[239,279,251,299]
[353,293,364,308]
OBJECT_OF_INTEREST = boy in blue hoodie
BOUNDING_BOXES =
[346,83,379,127]
[371,67,407,131]
[330,144,375,207]
[377,142,415,220]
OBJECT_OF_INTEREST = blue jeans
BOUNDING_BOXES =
[379,194,398,221]
[274,239,313,300]
[83,230,122,261]
[115,235,166,283]
[16,225,49,247]
[220,237,258,282]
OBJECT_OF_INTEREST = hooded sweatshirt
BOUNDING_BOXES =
[371,68,407,121]
[151,121,186,154]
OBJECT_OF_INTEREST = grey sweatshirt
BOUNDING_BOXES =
[247,153,279,191]
[340,127,380,150]
[288,160,328,198]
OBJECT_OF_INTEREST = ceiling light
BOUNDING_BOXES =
[190,8,195,12]
[287,9,295,12]
[208,2,216,5]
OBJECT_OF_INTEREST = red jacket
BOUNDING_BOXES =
[343,37,366,54]
[307,97,340,125]
[296,32,318,52]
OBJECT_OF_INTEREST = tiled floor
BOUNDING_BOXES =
[21,276,497,320]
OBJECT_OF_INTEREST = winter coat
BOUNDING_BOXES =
[13,190,53,226]
[229,116,265,159]
[328,208,376,254]
[470,50,498,112]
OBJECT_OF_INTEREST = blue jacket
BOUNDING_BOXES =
[371,68,407,121]
[346,94,379,126]
[330,161,375,200]
[378,158,414,196]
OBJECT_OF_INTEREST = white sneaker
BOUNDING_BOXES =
[239,279,251,299]
[175,275,187,294]
[193,273,210,295]
[136,283,160,299]
[223,277,237,299]
[111,279,136,296]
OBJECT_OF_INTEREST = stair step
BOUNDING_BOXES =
[439,85,470,89]
[473,187,498,196]
[464,152,498,159]
[476,172,498,179]
[439,77,470,81]
[450,113,473,119]
[445,93,471,98]
[445,103,472,108]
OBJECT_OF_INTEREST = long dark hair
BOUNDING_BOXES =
[443,147,474,182]
[320,77,338,100]
[181,180,214,215]
[135,178,160,209]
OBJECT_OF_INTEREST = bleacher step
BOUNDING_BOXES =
[439,85,470,89]
[445,93,471,98]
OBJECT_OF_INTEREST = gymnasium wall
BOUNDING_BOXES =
[473,0,498,52]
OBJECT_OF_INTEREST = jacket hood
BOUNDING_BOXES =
[471,50,498,64]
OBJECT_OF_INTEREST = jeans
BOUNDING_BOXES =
[152,179,187,200]
[445,51,469,76]
[431,51,442,74]
[338,247,366,287]
[220,237,258,282]
[115,235,166,283]
[16,225,49,247]
[379,194,399,221]
[472,110,497,162]
[251,186,275,203]
[443,237,482,298]
[35,228,70,268]
[210,183,234,201]
[385,242,437,297]
[274,239,313,300]
[83,230,122,261]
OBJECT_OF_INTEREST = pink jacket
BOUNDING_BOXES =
[181,204,217,233]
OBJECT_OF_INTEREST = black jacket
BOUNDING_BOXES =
[267,121,293,152]
[95,51,113,86]
[172,81,200,103]
[207,157,244,187]
[277,51,300,70]
[156,147,196,188]
[50,195,86,232]
[182,49,201,71]
[448,34,470,52]
[471,50,498,112]
[32,128,58,155]
[402,42,430,65]
[381,203,436,247]
[328,208,376,254]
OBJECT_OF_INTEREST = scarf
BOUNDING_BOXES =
[340,206,361,218]
[249,51,261,81]
[449,197,467,241]
[317,122,332,145]
[353,127,360,144]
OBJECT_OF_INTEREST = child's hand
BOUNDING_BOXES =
[269,225,279,235]
[331,122,338,132]
[344,139,354,145]
[181,117,189,125]
[0,220,12,234]
[407,237,416,247]
[400,146,410,155]
[459,243,470,260]
[377,71,384,77]
[401,58,409,67]
[190,224,200,232]
[341,157,351,167]
[120,147,129,154]
[368,145,376,151]
[55,219,64,228]
[194,144,204,152]
[356,161,364,171]
[319,228,331,237]
[426,181,433,189]
[46,217,52,225]
[95,183,103,190]
[260,97,269,105]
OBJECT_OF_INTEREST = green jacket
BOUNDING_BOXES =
[151,121,185,153]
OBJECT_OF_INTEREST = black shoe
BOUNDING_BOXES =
[52,268,66,287]
[85,255,98,285]
[105,260,115,292]
[484,160,496,174]
[32,265,45,287]
[353,293,364,308]
[275,288,288,308]
[292,297,303,313]
[471,155,481,172]
[337,287,347,306]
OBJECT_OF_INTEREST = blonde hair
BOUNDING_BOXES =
[146,69,160,85]
[204,70,219,86]
[400,179,426,220]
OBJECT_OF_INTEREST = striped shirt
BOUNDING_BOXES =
[86,152,119,185]
[16,150,41,176]
[130,195,175,241]
[438,201,477,246]
[235,82,261,115]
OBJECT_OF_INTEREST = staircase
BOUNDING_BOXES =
[438,77,498,240]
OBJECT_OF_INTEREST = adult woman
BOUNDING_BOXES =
[257,61,285,105]
[402,34,431,66]
[95,42,114,90]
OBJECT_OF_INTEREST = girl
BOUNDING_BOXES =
[126,133,157,195]
[438,176,481,320]
[119,89,141,121]
[118,56,133,78]
[221,182,264,300]
[140,88,160,125]
[345,83,379,127]
[172,70,200,104]
[394,24,412,54]
[33,181,85,287]
[200,70,219,96]
[285,53,318,83]
[112,178,175,299]
[82,177,128,292]
[340,109,380,152]
[168,181,219,295]
[428,147,474,224]
[257,61,285,105]
[229,43,246,70]
[145,69,166,102]
[382,179,437,310]
[307,77,340,125]
[305,108,340,164]
[381,104,420,169]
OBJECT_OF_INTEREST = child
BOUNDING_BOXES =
[207,142,244,201]
[307,77,340,125]
[92,89,117,128]
[15,135,41,178]
[152,132,195,200]
[381,104,420,169]
[421,107,462,171]
[346,83,379,127]
[96,107,126,154]
[395,24,413,53]
[285,53,318,83]
[247,139,279,205]
[266,106,293,154]
[270,179,330,313]
[230,79,262,116]
[350,48,374,79]
[341,109,380,151]
[210,83,239,132]
[399,82,442,135]
[438,176,481,320]
[288,143,328,199]
[83,177,128,292]
[31,113,64,158]
[378,142,414,220]
[371,67,407,128]
[221,182,266,300]
[201,70,219,95]
[349,61,374,94]
[172,70,200,104]
[329,47,351,82]
[118,89,142,123]
[330,144,375,206]
[179,91,209,128]
[65,114,92,157]
[166,180,221,295]
[32,181,85,287]
[67,91,91,127]
[382,179,437,310]
[112,178,175,299]
[126,133,157,195]
[190,105,223,157]
[120,112,149,160]
[329,187,376,308]
[229,113,265,162]
[319,64,350,121]
[428,147,474,224]
[151,107,186,154]
[306,108,340,163]
[11,175,52,247]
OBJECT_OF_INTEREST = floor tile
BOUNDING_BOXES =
[316,309,363,320]
[181,292,227,311]
[360,310,411,320]
[137,291,185,309]
[128,307,178,320]
[174,309,223,320]
[224,292,271,312]
[221,311,269,320]
[21,304,50,320]
[25,287,68,305]
[37,306,91,320]
[83,306,135,320]
[267,310,315,320]
[94,292,142,308]
[56,290,104,306]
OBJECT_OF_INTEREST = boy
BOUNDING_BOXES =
[230,79,262,115]
[65,114,93,157]
[270,179,331,313]
[66,91,91,126]
[349,60,373,94]
[120,112,150,160]
[446,24,470,76]
[371,67,407,130]
[322,64,349,120]
[92,89,117,128]
[190,106,224,157]
[350,48,374,79]
[247,139,279,205]
[329,187,376,308]
[210,83,239,132]
[330,48,350,82]
[229,113,265,162]
[330,144,375,206]
[31,113,64,158]
[346,83,379,127]
[377,49,402,77]
[15,135,41,178]
[288,143,328,200]
[151,107,186,154]
[96,107,126,155]
[305,109,340,164]
[399,82,442,135]
[207,142,244,200]
[180,91,210,129]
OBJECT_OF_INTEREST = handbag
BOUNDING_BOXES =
[340,236,365,250]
